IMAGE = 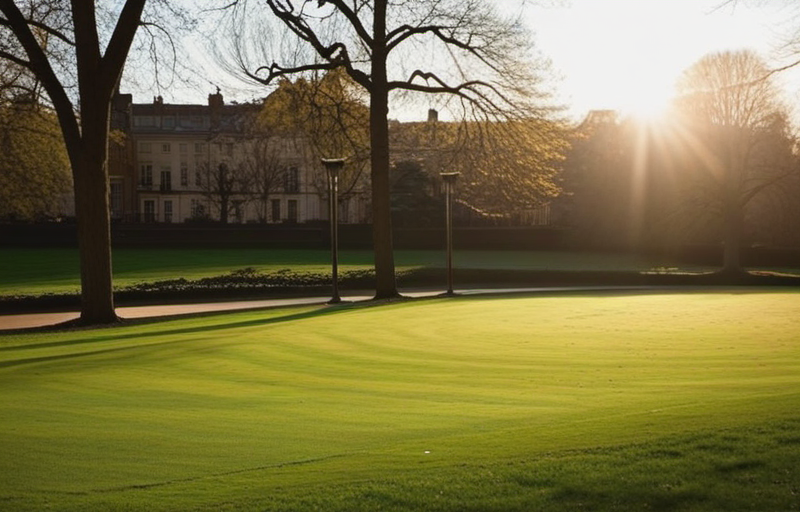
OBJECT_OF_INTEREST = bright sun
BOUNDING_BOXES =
[524,0,734,123]
[617,79,676,121]
[579,71,677,122]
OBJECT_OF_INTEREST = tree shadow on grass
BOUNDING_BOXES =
[4,286,798,369]
[0,301,372,368]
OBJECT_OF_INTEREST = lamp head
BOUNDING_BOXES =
[440,172,460,184]
[321,158,345,178]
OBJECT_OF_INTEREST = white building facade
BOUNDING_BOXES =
[111,91,369,224]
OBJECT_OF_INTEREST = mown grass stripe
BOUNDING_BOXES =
[0,292,798,511]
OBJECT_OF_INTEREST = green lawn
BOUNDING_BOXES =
[1,292,799,511]
[0,248,691,296]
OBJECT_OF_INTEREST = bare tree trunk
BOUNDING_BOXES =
[72,131,116,324]
[370,0,398,299]
[220,196,229,224]
[0,0,146,325]
[72,57,118,324]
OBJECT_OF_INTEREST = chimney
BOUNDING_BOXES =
[427,108,438,123]
[208,87,224,109]
[209,88,224,128]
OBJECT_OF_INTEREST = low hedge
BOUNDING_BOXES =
[1,267,798,315]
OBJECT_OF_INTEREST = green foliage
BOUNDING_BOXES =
[391,117,569,217]
[259,69,370,196]
[0,102,71,220]
[260,69,369,156]
[449,119,568,214]
[121,267,377,294]
[1,293,800,511]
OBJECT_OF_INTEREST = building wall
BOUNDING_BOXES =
[111,92,369,225]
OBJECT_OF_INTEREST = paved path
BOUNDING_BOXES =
[0,286,654,331]
[0,291,439,331]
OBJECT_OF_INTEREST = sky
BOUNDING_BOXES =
[520,0,800,120]
[127,1,800,123]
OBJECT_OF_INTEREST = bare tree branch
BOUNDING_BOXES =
[0,0,77,149]
[319,0,373,47]
[0,48,28,67]
[215,0,562,297]
[0,15,74,45]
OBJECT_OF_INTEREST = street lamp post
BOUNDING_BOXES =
[440,172,460,296]
[321,158,345,304]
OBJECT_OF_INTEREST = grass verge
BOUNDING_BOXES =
[1,248,798,313]
[1,291,799,510]
[0,247,705,296]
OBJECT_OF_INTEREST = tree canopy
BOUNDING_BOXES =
[0,1,147,324]
[218,0,562,298]
[259,69,371,200]
[670,50,797,272]
[0,100,71,221]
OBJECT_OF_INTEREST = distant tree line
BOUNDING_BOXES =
[559,50,800,274]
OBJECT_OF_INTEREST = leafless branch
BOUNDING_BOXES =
[0,49,28,67]
[0,15,74,45]
[318,0,373,46]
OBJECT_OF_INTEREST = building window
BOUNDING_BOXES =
[287,199,298,223]
[194,142,205,154]
[160,167,172,192]
[164,200,173,223]
[140,163,153,187]
[191,199,206,219]
[180,163,188,187]
[138,142,152,154]
[161,143,171,154]
[179,143,188,154]
[110,181,123,220]
[134,116,154,127]
[143,200,156,223]
[233,200,244,224]
[195,169,202,187]
[226,143,234,156]
[284,166,299,194]
[271,199,280,223]
[163,116,175,129]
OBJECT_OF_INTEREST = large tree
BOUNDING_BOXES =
[672,50,797,274]
[222,0,556,298]
[0,2,192,323]
[0,0,149,324]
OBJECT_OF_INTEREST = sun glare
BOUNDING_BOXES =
[618,81,675,122]
[581,71,678,123]
[522,0,782,124]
